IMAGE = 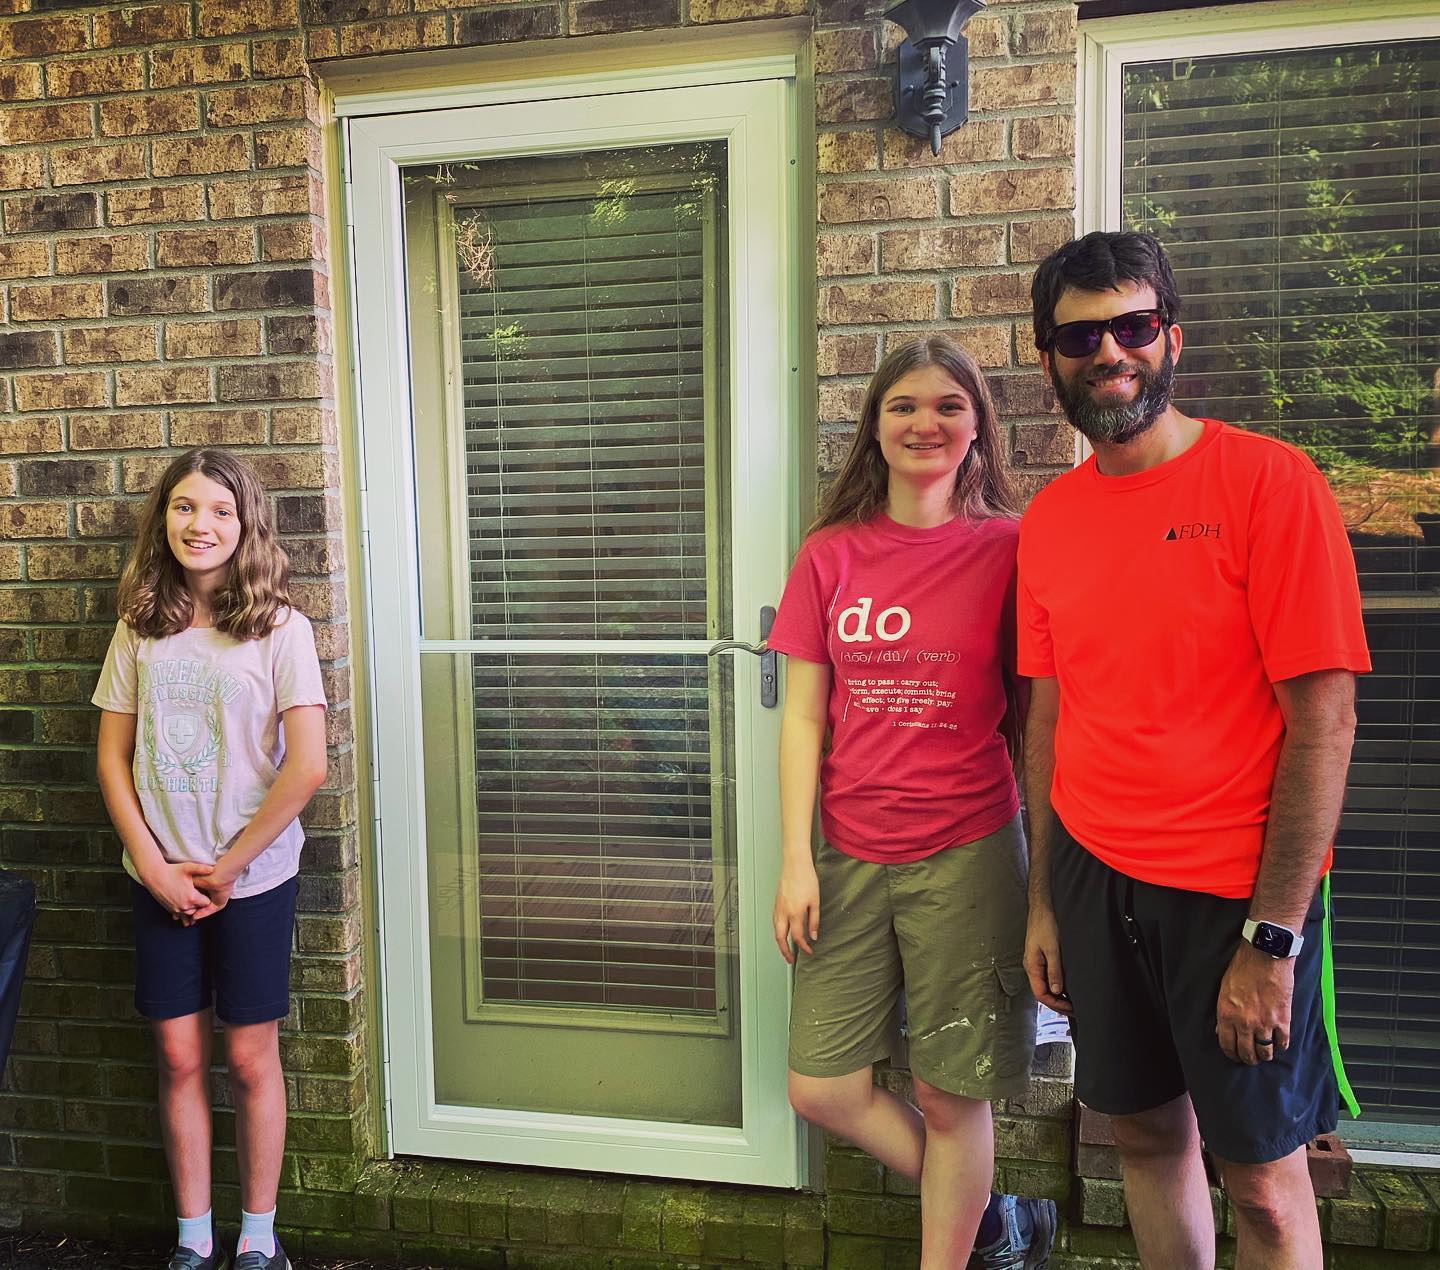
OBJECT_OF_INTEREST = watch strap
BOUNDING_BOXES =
[1242,917,1303,958]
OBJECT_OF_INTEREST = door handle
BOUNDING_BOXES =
[707,606,778,708]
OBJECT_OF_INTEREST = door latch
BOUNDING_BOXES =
[707,606,778,708]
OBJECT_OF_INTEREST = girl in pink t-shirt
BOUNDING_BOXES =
[768,338,1054,1269]
[94,449,327,1270]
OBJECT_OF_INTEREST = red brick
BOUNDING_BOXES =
[815,28,875,73]
[971,63,1074,112]
[209,174,319,219]
[252,37,306,80]
[1010,218,1073,265]
[822,280,936,325]
[452,7,559,45]
[152,133,250,178]
[305,29,339,60]
[1012,115,1074,162]
[169,408,267,446]
[156,226,256,268]
[27,544,121,581]
[69,413,165,452]
[272,406,336,445]
[0,150,40,194]
[4,192,99,234]
[816,233,876,278]
[819,380,866,423]
[255,126,323,171]
[0,15,89,59]
[568,0,679,36]
[13,373,108,412]
[75,499,144,536]
[56,234,148,276]
[149,43,250,88]
[881,225,1006,271]
[0,418,62,455]
[267,315,330,356]
[260,219,325,263]
[9,282,104,323]
[0,64,42,103]
[107,184,207,226]
[99,93,201,137]
[1012,421,1075,466]
[881,119,1006,169]
[123,454,182,492]
[817,333,878,378]
[0,332,56,370]
[0,103,94,146]
[215,267,321,311]
[0,502,65,539]
[109,275,209,316]
[45,53,145,98]
[949,166,1071,217]
[337,16,446,55]
[50,142,146,187]
[816,78,891,125]
[93,5,192,48]
[246,450,333,491]
[1015,8,1076,56]
[817,131,878,175]
[62,325,158,365]
[688,0,805,18]
[951,270,1035,319]
[196,0,300,37]
[115,366,212,407]
[818,178,937,224]
[205,81,310,129]
[885,324,1010,369]
[217,361,329,402]
[165,318,263,360]
[0,241,49,280]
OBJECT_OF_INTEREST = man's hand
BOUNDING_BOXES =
[772,858,820,964]
[1024,902,1070,1012]
[140,860,213,922]
[190,866,238,924]
[1216,942,1295,1065]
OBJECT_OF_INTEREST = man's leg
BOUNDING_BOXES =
[154,1011,215,1221]
[225,1020,287,1216]
[1110,1092,1213,1270]
[1216,1147,1321,1270]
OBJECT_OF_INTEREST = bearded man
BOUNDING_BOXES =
[1015,231,1369,1270]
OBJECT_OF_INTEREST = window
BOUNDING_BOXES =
[1085,7,1440,1146]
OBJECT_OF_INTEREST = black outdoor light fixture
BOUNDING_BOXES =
[885,0,986,156]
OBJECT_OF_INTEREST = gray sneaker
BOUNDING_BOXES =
[974,1194,1056,1270]
[167,1242,228,1270]
[233,1240,289,1270]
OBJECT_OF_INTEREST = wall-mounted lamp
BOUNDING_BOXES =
[884,0,985,156]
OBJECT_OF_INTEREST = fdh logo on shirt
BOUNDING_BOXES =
[836,596,912,643]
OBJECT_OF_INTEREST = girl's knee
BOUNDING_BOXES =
[911,1077,987,1134]
[223,1024,281,1092]
[787,1069,870,1130]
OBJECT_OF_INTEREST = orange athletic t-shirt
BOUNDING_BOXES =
[1016,419,1370,898]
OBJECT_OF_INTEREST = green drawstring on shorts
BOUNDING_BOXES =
[1321,872,1361,1119]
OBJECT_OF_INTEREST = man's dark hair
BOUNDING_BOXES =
[1030,230,1181,351]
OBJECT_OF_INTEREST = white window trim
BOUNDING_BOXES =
[1079,0,1440,1165]
[340,69,804,1186]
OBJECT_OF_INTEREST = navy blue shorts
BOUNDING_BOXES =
[130,877,297,1025]
[1051,823,1337,1164]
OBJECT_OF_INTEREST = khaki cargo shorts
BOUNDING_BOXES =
[788,814,1035,1099]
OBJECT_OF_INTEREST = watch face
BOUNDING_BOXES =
[1252,922,1294,957]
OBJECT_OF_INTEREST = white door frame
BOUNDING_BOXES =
[343,74,802,1185]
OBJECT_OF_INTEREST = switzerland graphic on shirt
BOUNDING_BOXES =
[768,512,1020,863]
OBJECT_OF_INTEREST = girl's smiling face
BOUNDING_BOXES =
[166,473,242,586]
[875,364,979,484]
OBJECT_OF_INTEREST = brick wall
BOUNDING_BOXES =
[0,0,365,1240]
[0,0,1090,1256]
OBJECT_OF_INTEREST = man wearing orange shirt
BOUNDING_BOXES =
[1016,232,1369,1270]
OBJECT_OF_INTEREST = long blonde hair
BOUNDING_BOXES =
[813,336,1019,531]
[116,448,291,641]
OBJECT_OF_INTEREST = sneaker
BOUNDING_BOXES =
[167,1243,228,1270]
[234,1241,289,1270]
[974,1194,1057,1270]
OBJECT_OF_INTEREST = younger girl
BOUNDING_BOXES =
[94,448,327,1270]
[768,338,1055,1269]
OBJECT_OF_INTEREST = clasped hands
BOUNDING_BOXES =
[145,859,238,927]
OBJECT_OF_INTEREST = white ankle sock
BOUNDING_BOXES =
[238,1206,276,1258]
[177,1209,213,1257]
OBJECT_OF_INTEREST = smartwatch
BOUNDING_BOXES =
[1242,918,1303,959]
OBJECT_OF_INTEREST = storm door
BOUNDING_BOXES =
[345,78,798,1184]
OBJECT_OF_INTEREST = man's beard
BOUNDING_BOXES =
[1050,345,1175,446]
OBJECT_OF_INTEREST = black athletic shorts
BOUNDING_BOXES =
[1050,822,1338,1164]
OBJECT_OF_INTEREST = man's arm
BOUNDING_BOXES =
[1215,668,1357,1065]
[1022,675,1070,1012]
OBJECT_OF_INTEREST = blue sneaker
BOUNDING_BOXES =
[974,1194,1056,1269]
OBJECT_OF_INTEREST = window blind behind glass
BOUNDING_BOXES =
[1122,42,1440,1125]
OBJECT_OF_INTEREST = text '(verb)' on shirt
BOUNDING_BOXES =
[769,513,1020,863]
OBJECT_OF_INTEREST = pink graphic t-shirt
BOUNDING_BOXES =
[768,513,1020,863]
[92,608,327,899]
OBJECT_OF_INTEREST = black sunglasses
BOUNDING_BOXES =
[1046,309,1166,359]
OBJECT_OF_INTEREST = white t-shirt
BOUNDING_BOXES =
[92,608,327,899]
